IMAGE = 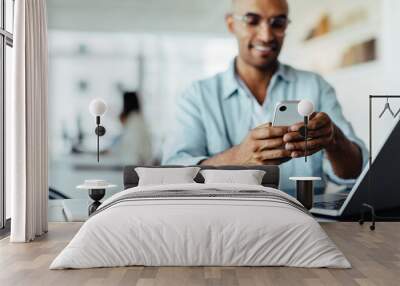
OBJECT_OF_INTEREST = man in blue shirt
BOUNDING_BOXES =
[162,0,367,191]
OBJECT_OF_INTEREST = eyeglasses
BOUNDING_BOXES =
[233,13,290,36]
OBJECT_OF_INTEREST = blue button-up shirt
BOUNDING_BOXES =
[162,61,368,192]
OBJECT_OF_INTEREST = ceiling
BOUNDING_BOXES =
[47,0,231,34]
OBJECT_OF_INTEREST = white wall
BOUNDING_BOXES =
[382,0,400,91]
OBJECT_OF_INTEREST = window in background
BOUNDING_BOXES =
[0,0,14,231]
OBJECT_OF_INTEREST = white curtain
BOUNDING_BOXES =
[9,0,49,242]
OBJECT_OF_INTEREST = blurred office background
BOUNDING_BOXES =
[46,0,400,221]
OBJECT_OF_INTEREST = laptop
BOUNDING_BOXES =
[310,118,400,218]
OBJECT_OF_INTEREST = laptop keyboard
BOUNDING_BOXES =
[313,198,347,210]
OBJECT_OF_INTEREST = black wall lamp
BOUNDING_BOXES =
[89,99,107,162]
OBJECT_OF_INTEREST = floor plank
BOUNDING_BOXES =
[0,222,399,286]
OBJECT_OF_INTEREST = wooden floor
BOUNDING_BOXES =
[0,222,399,286]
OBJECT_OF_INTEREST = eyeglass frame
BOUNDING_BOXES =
[231,13,291,36]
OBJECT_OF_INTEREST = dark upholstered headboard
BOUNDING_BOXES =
[123,165,280,189]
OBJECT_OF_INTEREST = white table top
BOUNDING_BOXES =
[289,177,321,181]
[76,184,117,190]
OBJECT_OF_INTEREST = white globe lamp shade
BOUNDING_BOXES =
[298,99,314,117]
[89,99,107,117]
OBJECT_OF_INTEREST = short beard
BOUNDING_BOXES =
[254,59,279,71]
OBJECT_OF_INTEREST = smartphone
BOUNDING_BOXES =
[272,100,304,127]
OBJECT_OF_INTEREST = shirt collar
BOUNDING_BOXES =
[221,58,292,100]
[275,63,292,83]
[221,60,239,99]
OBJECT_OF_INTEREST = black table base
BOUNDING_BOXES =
[88,189,105,215]
[296,181,314,210]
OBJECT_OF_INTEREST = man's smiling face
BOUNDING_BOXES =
[226,0,289,70]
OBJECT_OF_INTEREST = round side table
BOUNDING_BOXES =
[289,177,321,210]
[77,182,117,215]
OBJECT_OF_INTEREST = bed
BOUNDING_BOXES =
[50,165,350,269]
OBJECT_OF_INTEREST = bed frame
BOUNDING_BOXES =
[123,165,280,189]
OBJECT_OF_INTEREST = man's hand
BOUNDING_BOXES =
[283,112,336,158]
[202,112,362,179]
[232,123,292,165]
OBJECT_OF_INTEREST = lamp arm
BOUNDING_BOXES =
[97,117,100,162]
[96,116,100,162]
[304,116,308,162]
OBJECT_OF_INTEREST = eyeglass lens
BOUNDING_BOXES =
[243,13,289,33]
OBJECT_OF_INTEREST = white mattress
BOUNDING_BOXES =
[50,183,350,269]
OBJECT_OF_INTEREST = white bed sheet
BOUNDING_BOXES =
[50,183,350,269]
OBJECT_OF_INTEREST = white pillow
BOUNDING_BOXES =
[200,169,266,185]
[135,167,201,186]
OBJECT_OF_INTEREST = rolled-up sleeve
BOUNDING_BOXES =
[162,83,209,165]
[318,77,368,185]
